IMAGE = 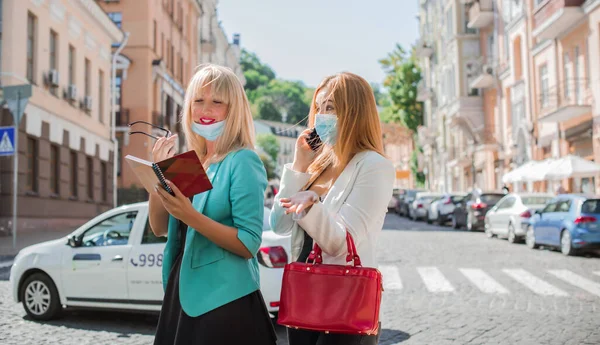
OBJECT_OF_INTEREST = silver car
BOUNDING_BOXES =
[484,193,554,243]
[409,193,443,221]
[427,193,466,225]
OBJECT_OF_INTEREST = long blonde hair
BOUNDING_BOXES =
[181,64,255,163]
[307,72,384,181]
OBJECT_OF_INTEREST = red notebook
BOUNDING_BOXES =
[125,150,213,197]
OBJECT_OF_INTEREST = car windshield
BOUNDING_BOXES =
[521,196,552,207]
[480,194,504,205]
[581,199,600,214]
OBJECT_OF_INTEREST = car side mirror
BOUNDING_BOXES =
[67,235,81,248]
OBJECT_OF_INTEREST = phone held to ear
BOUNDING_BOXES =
[306,128,322,151]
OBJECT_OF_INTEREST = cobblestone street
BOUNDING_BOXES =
[1,213,600,345]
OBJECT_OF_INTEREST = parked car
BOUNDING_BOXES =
[264,182,279,208]
[452,192,505,231]
[427,193,466,225]
[397,189,425,217]
[526,194,600,256]
[409,193,443,221]
[484,193,553,243]
[10,203,290,321]
[388,188,403,213]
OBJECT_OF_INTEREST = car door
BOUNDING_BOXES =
[127,209,167,308]
[485,199,503,233]
[61,209,140,303]
[547,199,572,246]
[455,193,471,226]
[536,201,558,244]
[496,197,516,235]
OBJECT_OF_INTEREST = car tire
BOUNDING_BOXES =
[426,212,432,224]
[526,226,538,249]
[560,230,578,256]
[507,223,518,244]
[20,272,62,321]
[437,214,445,226]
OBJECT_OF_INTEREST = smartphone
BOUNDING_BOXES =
[306,128,322,151]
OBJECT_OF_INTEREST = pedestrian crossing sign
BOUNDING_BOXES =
[0,127,16,156]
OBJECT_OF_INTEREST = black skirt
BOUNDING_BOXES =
[154,234,277,344]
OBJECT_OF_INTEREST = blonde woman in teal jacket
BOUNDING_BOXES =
[149,64,276,345]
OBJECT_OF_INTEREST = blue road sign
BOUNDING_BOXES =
[0,127,16,156]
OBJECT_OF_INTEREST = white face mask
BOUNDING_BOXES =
[191,120,225,141]
[314,114,338,146]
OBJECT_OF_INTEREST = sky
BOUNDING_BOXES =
[217,0,420,88]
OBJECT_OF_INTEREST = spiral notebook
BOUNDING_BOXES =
[125,150,212,197]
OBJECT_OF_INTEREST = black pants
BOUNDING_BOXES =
[287,324,381,345]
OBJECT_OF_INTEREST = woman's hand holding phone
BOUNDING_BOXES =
[292,129,317,173]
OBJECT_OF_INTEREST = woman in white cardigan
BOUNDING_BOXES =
[270,72,395,345]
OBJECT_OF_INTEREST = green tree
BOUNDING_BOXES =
[253,80,310,125]
[256,134,280,163]
[378,45,423,132]
[258,154,277,180]
[240,49,276,93]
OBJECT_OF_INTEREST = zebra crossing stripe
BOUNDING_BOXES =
[417,267,455,292]
[379,265,402,290]
[502,269,568,297]
[459,268,509,294]
[548,270,600,298]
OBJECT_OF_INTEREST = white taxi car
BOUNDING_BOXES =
[10,202,290,321]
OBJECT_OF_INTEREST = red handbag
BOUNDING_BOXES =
[277,232,383,335]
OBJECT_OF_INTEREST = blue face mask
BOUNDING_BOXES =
[314,114,338,146]
[191,120,225,141]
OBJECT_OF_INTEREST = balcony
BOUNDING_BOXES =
[538,79,592,123]
[415,39,434,58]
[116,109,130,127]
[416,80,434,101]
[467,0,494,29]
[532,0,586,40]
[469,57,496,89]
[447,96,485,138]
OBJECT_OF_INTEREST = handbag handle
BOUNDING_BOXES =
[307,232,362,267]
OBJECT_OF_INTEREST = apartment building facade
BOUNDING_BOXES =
[0,0,123,234]
[417,0,600,194]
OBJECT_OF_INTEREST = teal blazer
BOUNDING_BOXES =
[161,149,267,317]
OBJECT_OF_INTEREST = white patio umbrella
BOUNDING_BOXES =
[520,158,557,182]
[544,155,600,180]
[502,160,539,183]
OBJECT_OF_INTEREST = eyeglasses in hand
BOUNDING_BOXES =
[128,120,171,140]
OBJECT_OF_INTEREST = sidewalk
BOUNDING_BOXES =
[0,229,73,256]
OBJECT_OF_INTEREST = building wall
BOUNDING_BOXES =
[97,0,201,191]
[0,0,122,233]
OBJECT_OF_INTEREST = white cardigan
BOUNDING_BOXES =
[269,150,395,268]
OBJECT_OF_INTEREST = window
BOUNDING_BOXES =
[142,218,167,244]
[171,44,175,74]
[87,157,94,200]
[178,4,183,31]
[574,45,581,104]
[84,58,90,97]
[70,151,78,198]
[107,12,122,28]
[179,56,183,82]
[161,33,165,59]
[153,20,157,52]
[542,201,557,213]
[521,197,552,206]
[68,45,75,85]
[80,212,137,247]
[166,39,170,68]
[539,64,549,108]
[98,70,104,123]
[101,162,107,202]
[582,199,600,214]
[556,200,572,213]
[50,145,60,194]
[563,52,571,98]
[27,12,37,84]
[26,137,38,193]
[49,30,58,71]
[115,70,123,108]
